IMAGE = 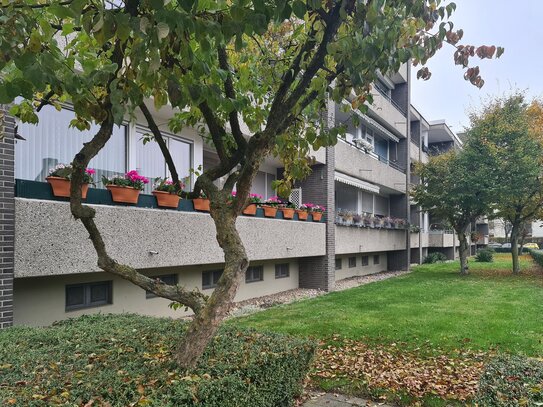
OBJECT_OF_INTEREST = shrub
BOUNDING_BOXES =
[475,355,543,406]
[528,248,543,268]
[0,314,316,407]
[475,248,494,262]
[423,252,448,264]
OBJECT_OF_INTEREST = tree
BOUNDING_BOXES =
[0,0,501,368]
[412,149,493,275]
[467,94,543,274]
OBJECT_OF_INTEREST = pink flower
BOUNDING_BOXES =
[85,168,96,175]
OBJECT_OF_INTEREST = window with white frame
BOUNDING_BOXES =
[16,106,127,185]
[251,170,276,200]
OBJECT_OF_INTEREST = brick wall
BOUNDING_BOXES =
[0,106,15,329]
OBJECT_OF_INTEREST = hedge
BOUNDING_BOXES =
[475,355,543,406]
[0,314,316,406]
[527,248,543,267]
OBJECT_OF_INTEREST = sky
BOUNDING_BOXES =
[411,0,543,133]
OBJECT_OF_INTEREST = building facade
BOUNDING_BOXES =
[0,67,488,327]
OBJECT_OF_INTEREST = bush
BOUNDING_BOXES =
[0,314,316,406]
[475,355,543,406]
[423,252,448,264]
[528,248,543,267]
[475,248,494,262]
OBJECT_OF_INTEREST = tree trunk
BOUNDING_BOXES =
[458,232,470,276]
[511,227,521,274]
[176,203,249,369]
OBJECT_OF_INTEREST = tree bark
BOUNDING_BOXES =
[458,231,470,275]
[510,225,521,274]
[176,200,249,369]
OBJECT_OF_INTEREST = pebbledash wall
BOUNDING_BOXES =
[0,105,15,329]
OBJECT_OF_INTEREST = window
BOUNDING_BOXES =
[361,256,369,266]
[251,171,276,200]
[246,266,264,283]
[202,270,223,289]
[275,263,290,279]
[335,258,342,270]
[146,274,178,298]
[373,255,380,265]
[66,281,112,311]
[16,106,127,185]
[348,256,357,268]
[135,127,192,194]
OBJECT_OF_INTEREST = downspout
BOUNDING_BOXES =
[405,63,412,270]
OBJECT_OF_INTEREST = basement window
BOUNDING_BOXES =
[202,270,223,290]
[246,266,264,283]
[146,274,178,299]
[275,263,290,279]
[66,281,112,311]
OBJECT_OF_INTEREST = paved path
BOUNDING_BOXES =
[303,393,394,407]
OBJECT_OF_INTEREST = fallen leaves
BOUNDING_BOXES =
[310,335,489,402]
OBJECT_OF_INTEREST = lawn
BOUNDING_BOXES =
[234,254,543,356]
[233,253,543,405]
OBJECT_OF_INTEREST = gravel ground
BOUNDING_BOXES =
[229,270,409,318]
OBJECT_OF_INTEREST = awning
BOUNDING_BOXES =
[334,172,380,194]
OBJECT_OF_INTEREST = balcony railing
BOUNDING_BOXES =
[342,139,406,174]
[14,179,325,223]
[373,85,408,117]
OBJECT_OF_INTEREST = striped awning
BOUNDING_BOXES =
[334,172,380,194]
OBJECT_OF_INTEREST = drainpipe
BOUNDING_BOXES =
[405,63,412,271]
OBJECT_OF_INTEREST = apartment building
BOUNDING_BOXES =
[0,66,487,328]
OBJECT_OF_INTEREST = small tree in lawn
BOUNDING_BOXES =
[0,0,501,367]
[412,149,493,275]
[467,94,543,274]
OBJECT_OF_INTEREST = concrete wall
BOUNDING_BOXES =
[335,226,406,254]
[15,198,326,277]
[335,253,387,280]
[0,105,15,329]
[335,141,406,193]
[410,232,429,249]
[14,260,299,326]
[367,91,407,138]
[429,233,455,248]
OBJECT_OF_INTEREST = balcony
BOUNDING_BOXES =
[336,224,406,254]
[367,89,407,138]
[14,180,326,278]
[335,141,407,193]
[429,230,455,248]
[410,232,429,248]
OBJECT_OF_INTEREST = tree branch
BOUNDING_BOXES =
[217,46,247,152]
[139,102,181,188]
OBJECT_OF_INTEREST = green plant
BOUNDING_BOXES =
[48,163,95,184]
[153,177,184,194]
[423,252,448,264]
[475,248,494,263]
[102,170,149,191]
[475,355,543,406]
[0,314,316,407]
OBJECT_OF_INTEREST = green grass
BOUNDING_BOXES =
[234,254,543,356]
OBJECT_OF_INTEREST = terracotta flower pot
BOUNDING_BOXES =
[242,203,258,216]
[46,176,89,199]
[311,211,323,222]
[193,198,210,212]
[153,190,180,208]
[296,209,308,221]
[262,205,278,218]
[106,184,140,204]
[280,207,295,219]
